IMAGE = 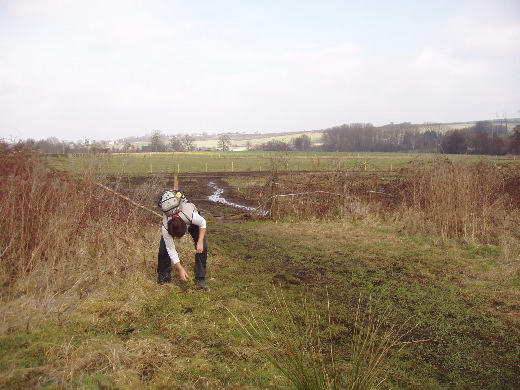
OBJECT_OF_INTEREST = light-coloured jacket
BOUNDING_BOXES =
[161,202,206,265]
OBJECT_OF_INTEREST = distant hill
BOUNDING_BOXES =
[115,118,519,150]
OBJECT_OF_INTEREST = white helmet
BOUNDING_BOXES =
[158,190,184,216]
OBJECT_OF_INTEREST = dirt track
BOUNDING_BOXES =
[179,175,260,216]
[113,172,266,218]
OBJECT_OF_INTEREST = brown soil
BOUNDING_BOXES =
[110,167,520,219]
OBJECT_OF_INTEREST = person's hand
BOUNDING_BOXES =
[196,242,204,253]
[179,268,190,282]
[176,263,190,282]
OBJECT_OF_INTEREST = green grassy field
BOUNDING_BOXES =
[1,219,518,389]
[51,151,518,175]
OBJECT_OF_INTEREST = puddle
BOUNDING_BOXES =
[208,181,258,213]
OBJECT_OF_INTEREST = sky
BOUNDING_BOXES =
[1,0,519,142]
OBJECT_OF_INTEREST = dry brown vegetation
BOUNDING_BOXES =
[253,155,519,258]
[396,158,518,247]
[0,145,165,326]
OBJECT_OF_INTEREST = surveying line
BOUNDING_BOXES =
[94,182,162,218]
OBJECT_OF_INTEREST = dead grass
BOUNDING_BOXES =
[257,156,519,260]
[395,157,518,245]
[0,146,164,332]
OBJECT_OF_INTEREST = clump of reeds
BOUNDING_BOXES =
[396,157,518,245]
[229,289,414,390]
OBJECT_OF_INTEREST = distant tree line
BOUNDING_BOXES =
[256,134,312,152]
[5,121,520,155]
[3,137,112,154]
[317,121,519,155]
[439,122,519,155]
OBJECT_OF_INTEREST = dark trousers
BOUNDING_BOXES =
[157,225,208,283]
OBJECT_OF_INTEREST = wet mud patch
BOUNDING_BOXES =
[103,173,262,220]
[170,175,261,219]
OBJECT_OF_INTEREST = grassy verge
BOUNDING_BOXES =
[1,219,518,389]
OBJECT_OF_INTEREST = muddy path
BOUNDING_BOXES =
[111,172,265,219]
[178,175,261,217]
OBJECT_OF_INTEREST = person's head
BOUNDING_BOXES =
[167,216,187,238]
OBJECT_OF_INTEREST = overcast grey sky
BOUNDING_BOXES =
[1,0,519,142]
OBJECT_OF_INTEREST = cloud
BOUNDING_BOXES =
[1,0,519,140]
[463,24,520,53]
[280,43,363,79]
[0,67,24,94]
[411,47,489,77]
[448,0,520,54]
[106,83,176,109]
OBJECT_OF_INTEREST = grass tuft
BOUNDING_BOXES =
[229,288,416,390]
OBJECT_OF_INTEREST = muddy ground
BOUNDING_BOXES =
[174,175,261,217]
[109,172,267,218]
[109,168,520,221]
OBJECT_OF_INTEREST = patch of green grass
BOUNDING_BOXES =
[464,243,499,258]
[74,373,118,390]
[211,221,520,389]
[1,219,519,389]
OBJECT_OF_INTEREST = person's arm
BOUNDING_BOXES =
[195,228,206,253]
[191,212,207,254]
[162,225,190,281]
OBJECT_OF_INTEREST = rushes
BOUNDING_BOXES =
[229,289,414,390]
[229,289,335,390]
[345,302,415,390]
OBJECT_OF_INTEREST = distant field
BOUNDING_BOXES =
[127,132,324,150]
[195,132,324,149]
[52,151,518,176]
